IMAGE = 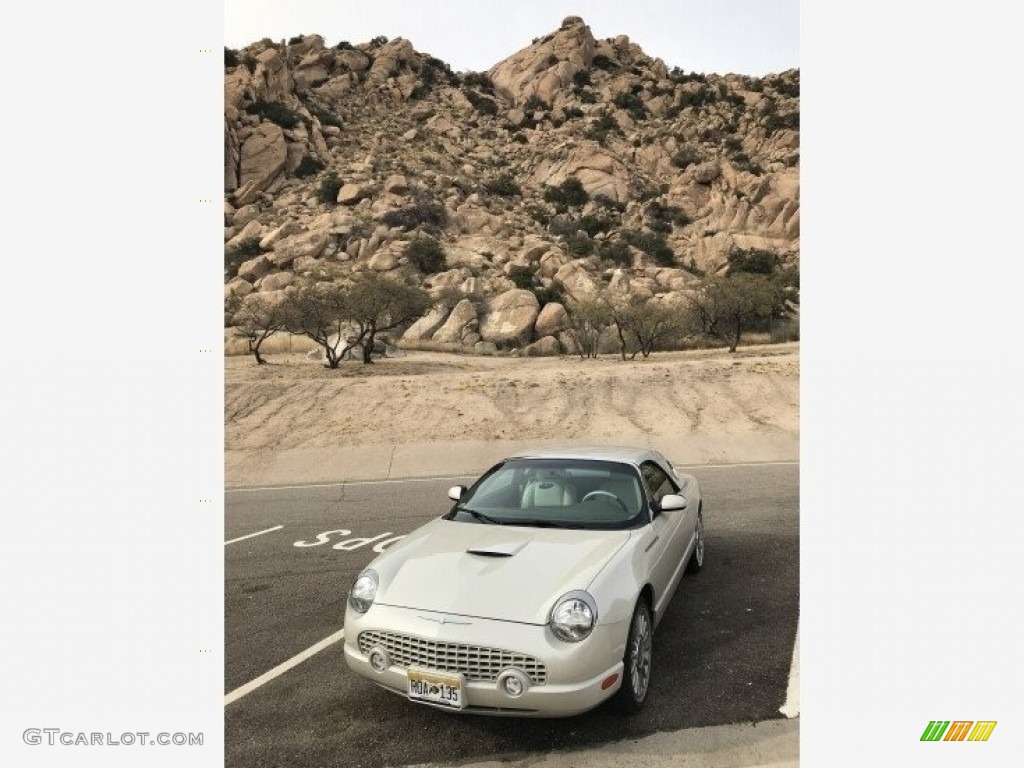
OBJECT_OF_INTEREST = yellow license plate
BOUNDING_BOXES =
[407,668,465,710]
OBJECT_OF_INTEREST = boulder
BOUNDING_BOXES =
[270,230,330,268]
[554,261,598,298]
[383,174,410,194]
[525,336,561,357]
[236,254,273,283]
[402,305,451,341]
[474,340,499,355]
[259,271,294,291]
[433,299,478,344]
[535,302,569,337]
[337,182,371,205]
[226,220,263,249]
[239,123,287,192]
[259,220,304,250]
[479,289,540,346]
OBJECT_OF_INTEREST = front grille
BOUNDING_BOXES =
[358,630,548,684]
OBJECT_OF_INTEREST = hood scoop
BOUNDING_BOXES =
[466,538,531,558]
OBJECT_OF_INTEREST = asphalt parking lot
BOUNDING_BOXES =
[225,461,799,768]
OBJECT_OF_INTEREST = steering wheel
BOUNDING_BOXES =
[581,490,628,512]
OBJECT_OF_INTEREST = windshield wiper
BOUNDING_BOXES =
[456,507,507,525]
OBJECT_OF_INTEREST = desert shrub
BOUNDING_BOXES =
[533,280,566,307]
[462,71,493,92]
[317,171,343,205]
[464,89,498,116]
[728,247,778,275]
[508,265,535,289]
[405,236,447,274]
[224,47,239,68]
[381,197,447,231]
[294,155,325,178]
[335,40,353,50]
[369,36,388,47]
[543,177,589,209]
[523,94,550,113]
[527,204,550,227]
[485,173,521,197]
[245,99,303,128]
[562,105,584,119]
[646,201,690,230]
[511,132,528,144]
[577,214,614,236]
[772,78,800,98]
[671,145,702,170]
[597,240,632,267]
[622,229,675,267]
[288,35,304,45]
[612,91,647,120]
[585,113,620,144]
[564,232,594,256]
[579,89,598,104]
[723,135,743,152]
[592,54,616,71]
[593,194,625,212]
[764,111,800,134]
[730,152,764,175]
[572,70,592,88]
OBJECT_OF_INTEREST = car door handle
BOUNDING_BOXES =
[644,535,660,553]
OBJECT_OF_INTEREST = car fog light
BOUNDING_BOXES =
[368,646,390,673]
[497,669,530,698]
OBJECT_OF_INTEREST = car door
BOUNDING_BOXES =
[640,460,688,620]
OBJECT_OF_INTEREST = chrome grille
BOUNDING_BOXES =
[358,630,547,684]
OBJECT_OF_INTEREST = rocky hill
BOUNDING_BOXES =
[224,16,799,354]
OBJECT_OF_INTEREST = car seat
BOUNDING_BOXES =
[520,476,578,508]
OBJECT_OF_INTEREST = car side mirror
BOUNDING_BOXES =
[658,494,687,512]
[448,485,466,501]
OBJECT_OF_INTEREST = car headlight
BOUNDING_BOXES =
[549,590,598,642]
[348,569,379,613]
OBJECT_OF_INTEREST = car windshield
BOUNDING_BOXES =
[448,458,647,530]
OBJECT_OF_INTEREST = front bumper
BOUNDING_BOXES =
[344,603,628,717]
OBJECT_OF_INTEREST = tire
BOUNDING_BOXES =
[613,598,653,713]
[685,508,704,575]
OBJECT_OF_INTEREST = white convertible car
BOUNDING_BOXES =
[343,446,704,716]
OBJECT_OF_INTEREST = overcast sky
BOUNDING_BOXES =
[224,0,798,76]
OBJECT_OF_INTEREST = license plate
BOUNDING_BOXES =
[407,668,465,710]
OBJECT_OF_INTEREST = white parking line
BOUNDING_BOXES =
[224,525,284,545]
[778,620,800,718]
[224,628,346,706]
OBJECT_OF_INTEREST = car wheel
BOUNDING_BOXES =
[685,508,704,574]
[614,598,653,713]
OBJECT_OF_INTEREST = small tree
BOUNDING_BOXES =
[342,274,431,364]
[685,274,782,352]
[564,297,613,359]
[606,295,688,359]
[282,282,352,368]
[227,293,289,365]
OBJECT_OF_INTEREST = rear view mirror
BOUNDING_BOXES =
[658,494,687,512]
[448,486,466,501]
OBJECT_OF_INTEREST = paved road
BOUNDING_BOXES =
[225,462,798,768]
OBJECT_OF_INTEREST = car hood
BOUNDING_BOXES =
[374,518,632,625]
